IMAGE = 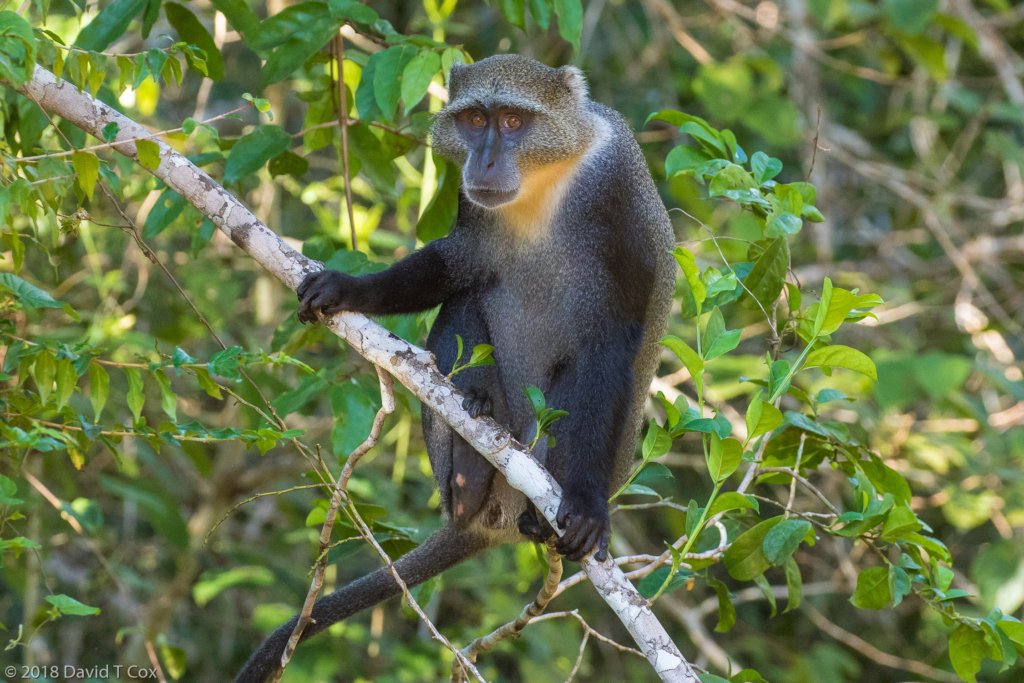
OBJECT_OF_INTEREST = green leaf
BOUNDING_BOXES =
[142,188,186,239]
[136,139,162,170]
[553,0,583,53]
[707,492,756,517]
[273,373,327,417]
[633,462,674,484]
[804,345,878,380]
[753,573,777,617]
[416,156,460,242]
[745,399,782,442]
[750,151,783,184]
[768,359,791,401]
[642,419,673,461]
[259,19,339,89]
[784,556,802,612]
[666,145,710,176]
[54,357,77,411]
[709,164,757,196]
[529,0,552,29]
[949,623,993,683]
[709,578,736,632]
[210,0,259,38]
[268,150,308,178]
[884,0,938,34]
[125,367,144,421]
[498,0,526,30]
[224,125,292,184]
[0,11,37,87]
[707,433,742,482]
[0,473,23,506]
[347,123,396,193]
[889,564,911,606]
[739,238,789,311]
[673,247,706,317]
[73,0,148,51]
[45,594,100,616]
[193,566,274,606]
[849,565,891,609]
[881,505,923,540]
[762,519,811,565]
[33,350,55,404]
[724,516,783,581]
[374,44,418,122]
[0,273,79,320]
[329,380,381,457]
[401,50,441,115]
[328,0,380,24]
[89,363,110,421]
[158,641,187,679]
[153,369,177,422]
[102,121,120,142]
[164,2,224,81]
[703,316,742,362]
[659,335,704,397]
[637,565,693,598]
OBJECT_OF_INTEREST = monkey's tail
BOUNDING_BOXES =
[234,524,487,683]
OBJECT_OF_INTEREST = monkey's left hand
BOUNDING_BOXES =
[555,488,610,562]
[297,269,361,323]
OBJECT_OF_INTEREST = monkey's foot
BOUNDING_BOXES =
[555,490,610,562]
[517,504,555,544]
[460,388,493,419]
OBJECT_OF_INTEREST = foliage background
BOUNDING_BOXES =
[2,0,1024,680]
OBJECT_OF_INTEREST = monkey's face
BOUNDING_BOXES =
[453,106,533,209]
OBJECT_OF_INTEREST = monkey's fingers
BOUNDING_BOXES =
[557,519,604,562]
[296,271,319,300]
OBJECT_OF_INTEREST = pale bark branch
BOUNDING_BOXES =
[8,65,699,683]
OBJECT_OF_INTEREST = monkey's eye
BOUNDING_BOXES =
[503,115,522,130]
[470,113,486,127]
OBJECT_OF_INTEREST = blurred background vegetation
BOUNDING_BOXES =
[2,0,1024,680]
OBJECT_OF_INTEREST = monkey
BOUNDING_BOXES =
[236,54,675,683]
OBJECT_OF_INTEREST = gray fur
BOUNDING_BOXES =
[241,54,676,681]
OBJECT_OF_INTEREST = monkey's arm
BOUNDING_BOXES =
[297,238,478,322]
[235,525,486,683]
[544,319,644,562]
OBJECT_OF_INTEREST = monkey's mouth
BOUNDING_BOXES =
[465,187,519,209]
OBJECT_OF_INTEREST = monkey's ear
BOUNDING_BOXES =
[558,65,589,102]
[446,61,468,94]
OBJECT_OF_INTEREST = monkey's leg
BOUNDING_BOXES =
[235,525,486,683]
[425,293,510,526]
[541,320,645,562]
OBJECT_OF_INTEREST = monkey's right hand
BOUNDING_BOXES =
[297,269,361,323]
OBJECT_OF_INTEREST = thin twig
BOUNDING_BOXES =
[15,105,252,162]
[454,541,564,681]
[802,602,961,683]
[334,32,358,250]
[274,367,395,680]
[806,104,823,182]
[784,433,807,518]
[756,467,841,515]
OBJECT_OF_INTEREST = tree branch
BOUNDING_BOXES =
[8,65,699,683]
